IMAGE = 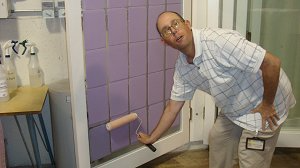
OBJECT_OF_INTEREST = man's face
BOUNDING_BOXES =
[157,12,193,50]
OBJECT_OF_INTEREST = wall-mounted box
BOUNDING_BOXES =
[42,0,55,18]
[0,0,11,18]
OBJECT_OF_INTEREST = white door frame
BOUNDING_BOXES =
[65,1,90,167]
[190,0,219,145]
[65,1,192,168]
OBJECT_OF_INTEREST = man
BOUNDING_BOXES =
[138,11,296,168]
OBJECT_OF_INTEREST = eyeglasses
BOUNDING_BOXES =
[160,19,184,38]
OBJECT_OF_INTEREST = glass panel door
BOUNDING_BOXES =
[248,0,300,130]
[247,0,300,147]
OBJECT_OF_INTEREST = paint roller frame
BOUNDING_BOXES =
[106,113,156,152]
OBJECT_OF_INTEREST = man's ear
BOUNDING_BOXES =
[184,20,192,29]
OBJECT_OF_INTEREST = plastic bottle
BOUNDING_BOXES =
[28,46,43,87]
[0,56,10,102]
[4,54,17,92]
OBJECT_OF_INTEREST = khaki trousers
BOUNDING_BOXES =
[209,114,281,168]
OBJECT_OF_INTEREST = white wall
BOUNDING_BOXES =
[0,1,68,166]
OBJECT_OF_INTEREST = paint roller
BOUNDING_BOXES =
[106,113,156,152]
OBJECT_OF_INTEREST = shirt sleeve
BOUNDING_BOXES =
[170,68,196,101]
[214,30,266,73]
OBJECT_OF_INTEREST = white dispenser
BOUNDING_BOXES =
[28,45,43,87]
[0,55,9,102]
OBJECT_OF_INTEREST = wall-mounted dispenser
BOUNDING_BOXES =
[42,0,55,18]
[56,1,65,18]
[0,0,11,18]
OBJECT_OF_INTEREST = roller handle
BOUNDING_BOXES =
[146,144,156,152]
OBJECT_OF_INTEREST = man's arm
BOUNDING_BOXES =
[138,100,185,144]
[252,52,281,130]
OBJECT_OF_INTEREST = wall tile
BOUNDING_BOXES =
[108,44,128,82]
[129,42,146,77]
[86,48,107,88]
[129,75,146,110]
[167,0,181,4]
[110,112,130,151]
[83,10,106,50]
[107,8,128,45]
[149,0,165,5]
[89,125,111,161]
[167,3,182,14]
[87,86,109,127]
[148,71,164,105]
[148,5,165,39]
[165,68,174,100]
[130,108,147,143]
[107,0,128,8]
[148,102,164,133]
[148,39,164,73]
[166,46,179,69]
[109,79,129,116]
[128,7,147,42]
[128,0,147,6]
[82,0,106,10]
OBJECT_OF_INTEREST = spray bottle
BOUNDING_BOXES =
[23,41,44,87]
[0,51,9,102]
[3,40,18,92]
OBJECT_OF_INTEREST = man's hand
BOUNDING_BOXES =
[137,132,153,145]
[252,102,280,131]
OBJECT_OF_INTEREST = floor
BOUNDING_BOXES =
[10,143,300,168]
[138,142,300,168]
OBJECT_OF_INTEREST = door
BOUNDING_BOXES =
[235,0,300,147]
[65,1,192,168]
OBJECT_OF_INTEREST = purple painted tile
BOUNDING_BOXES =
[128,7,147,42]
[128,0,147,6]
[87,86,109,127]
[108,44,128,82]
[166,46,179,69]
[165,69,175,100]
[167,3,182,14]
[167,0,181,4]
[129,42,146,77]
[82,0,106,10]
[148,39,164,73]
[86,48,107,88]
[129,75,146,110]
[148,5,165,39]
[107,0,128,8]
[89,124,111,161]
[107,8,128,45]
[130,108,147,143]
[148,0,165,5]
[148,102,164,133]
[148,71,164,105]
[109,79,129,116]
[110,112,130,151]
[83,10,106,50]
